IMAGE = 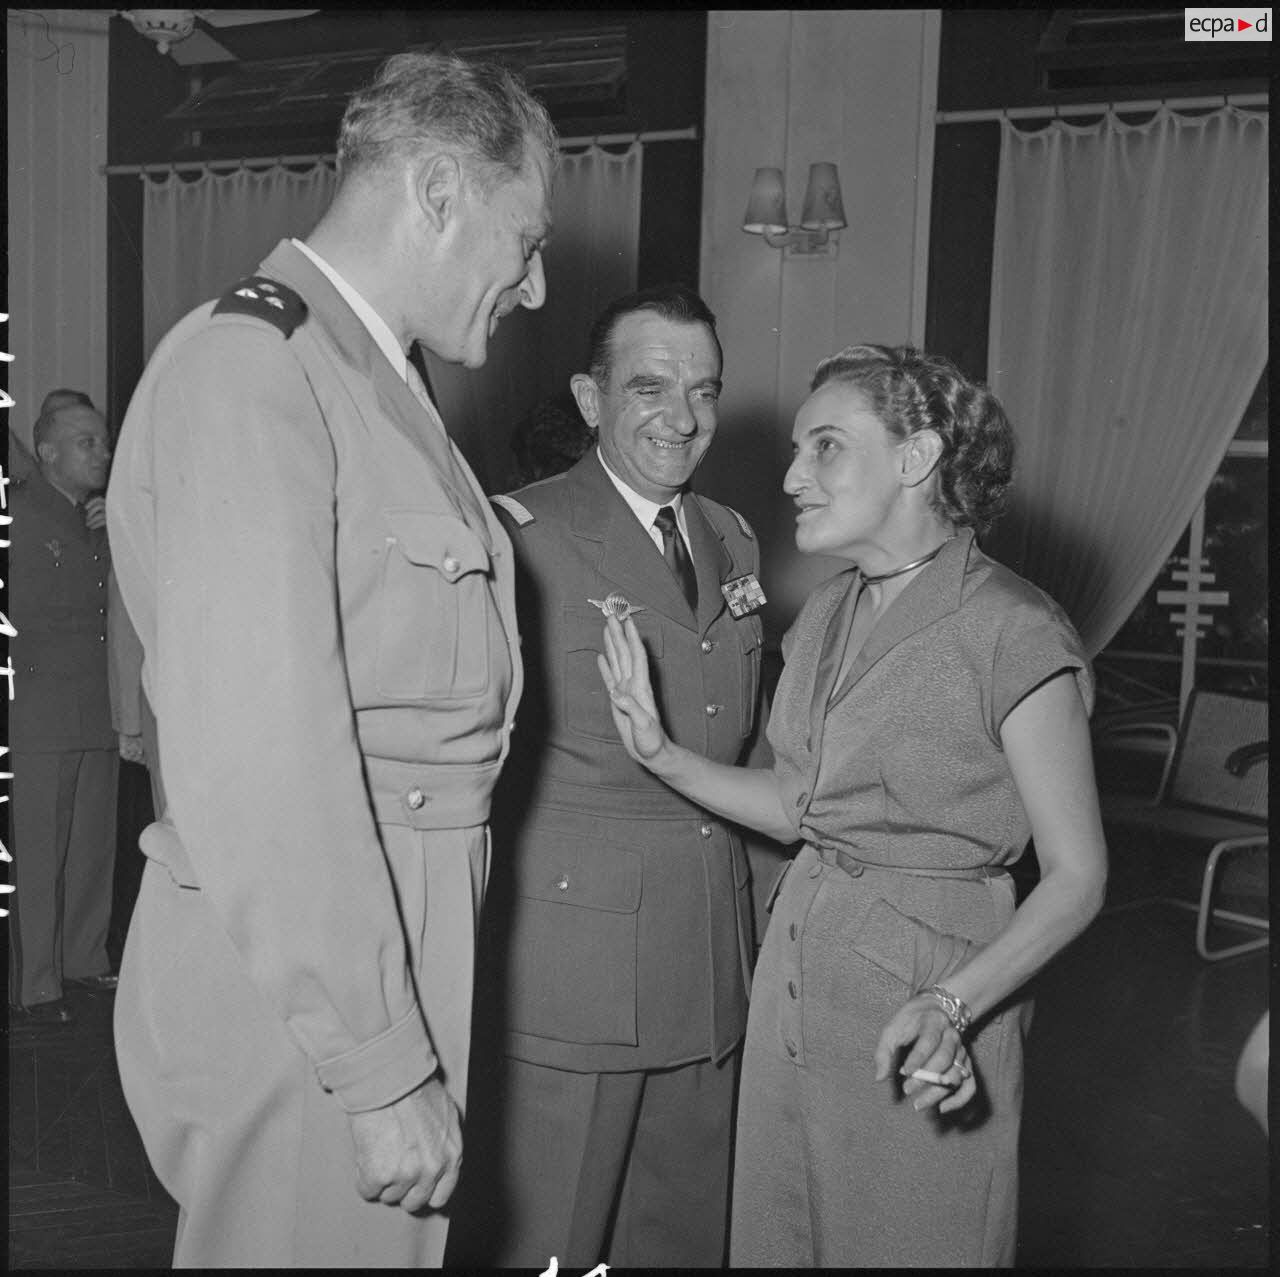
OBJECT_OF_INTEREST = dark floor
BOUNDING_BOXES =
[6,774,1271,1268]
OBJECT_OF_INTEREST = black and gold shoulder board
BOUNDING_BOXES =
[213,276,307,336]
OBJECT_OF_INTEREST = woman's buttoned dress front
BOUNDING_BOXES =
[731,530,1092,1268]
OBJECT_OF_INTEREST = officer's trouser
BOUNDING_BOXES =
[114,822,488,1269]
[7,748,118,1006]
[479,1051,737,1268]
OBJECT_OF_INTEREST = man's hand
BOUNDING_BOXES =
[347,1075,463,1214]
[82,495,107,530]
[118,733,146,765]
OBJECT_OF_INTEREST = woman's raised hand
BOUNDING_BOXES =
[597,615,669,765]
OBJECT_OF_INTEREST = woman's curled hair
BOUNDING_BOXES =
[810,344,1014,536]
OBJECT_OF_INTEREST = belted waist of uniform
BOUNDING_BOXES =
[138,758,501,890]
[524,775,712,822]
[814,844,1008,882]
[364,755,499,830]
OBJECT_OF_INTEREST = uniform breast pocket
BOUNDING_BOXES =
[737,614,764,737]
[376,509,493,700]
[562,606,665,742]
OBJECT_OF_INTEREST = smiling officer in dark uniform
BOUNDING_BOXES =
[462,285,772,1268]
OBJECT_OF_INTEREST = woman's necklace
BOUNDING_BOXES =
[859,535,955,586]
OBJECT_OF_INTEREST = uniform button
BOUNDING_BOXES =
[699,823,713,838]
[700,638,714,653]
[705,703,721,717]
[99,607,106,616]
[784,1039,798,1058]
[406,787,426,810]
[98,634,106,643]
[847,862,864,877]
[97,579,105,588]
[93,554,101,562]
[788,980,798,999]
[556,876,570,891]
[807,863,822,879]
[442,555,460,574]
[789,922,798,941]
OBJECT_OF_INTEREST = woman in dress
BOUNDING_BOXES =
[598,344,1108,1267]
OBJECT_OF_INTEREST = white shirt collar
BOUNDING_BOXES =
[291,238,445,434]
[291,238,408,382]
[597,448,688,538]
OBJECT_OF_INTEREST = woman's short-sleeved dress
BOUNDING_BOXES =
[730,529,1092,1269]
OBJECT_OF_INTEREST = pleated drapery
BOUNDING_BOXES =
[140,144,643,488]
[984,106,1267,656]
[142,162,339,357]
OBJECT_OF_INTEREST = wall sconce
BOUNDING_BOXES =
[742,163,847,257]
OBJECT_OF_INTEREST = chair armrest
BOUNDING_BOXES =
[1225,740,1268,778]
[1093,720,1178,747]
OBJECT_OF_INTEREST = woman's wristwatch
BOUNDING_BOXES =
[926,984,973,1035]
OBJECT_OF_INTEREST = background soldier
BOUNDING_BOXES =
[8,392,119,1024]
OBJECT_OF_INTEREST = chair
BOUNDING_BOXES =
[1097,689,1268,961]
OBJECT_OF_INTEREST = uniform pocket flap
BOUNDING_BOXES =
[385,509,489,579]
[850,896,976,994]
[563,605,664,657]
[513,834,642,913]
[736,613,764,652]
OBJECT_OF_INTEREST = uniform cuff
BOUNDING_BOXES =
[314,1007,438,1114]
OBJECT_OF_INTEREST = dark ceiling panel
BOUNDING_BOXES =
[166,26,630,128]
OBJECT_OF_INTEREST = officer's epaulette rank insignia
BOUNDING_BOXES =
[213,276,306,337]
[491,494,536,527]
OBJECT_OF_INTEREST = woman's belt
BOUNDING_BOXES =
[814,844,1007,882]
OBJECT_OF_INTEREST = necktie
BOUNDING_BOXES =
[654,505,698,612]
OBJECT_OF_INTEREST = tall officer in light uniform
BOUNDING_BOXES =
[106,52,556,1268]
[467,286,771,1267]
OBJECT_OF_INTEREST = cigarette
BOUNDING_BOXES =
[909,1068,954,1086]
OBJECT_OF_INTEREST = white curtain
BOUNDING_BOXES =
[142,163,337,356]
[985,106,1268,656]
[139,144,643,490]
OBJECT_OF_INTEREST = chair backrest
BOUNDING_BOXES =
[1165,689,1268,822]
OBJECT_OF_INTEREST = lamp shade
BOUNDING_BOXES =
[742,167,789,234]
[799,162,847,230]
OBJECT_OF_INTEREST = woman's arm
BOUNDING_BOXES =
[875,669,1108,1109]
[598,615,797,843]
